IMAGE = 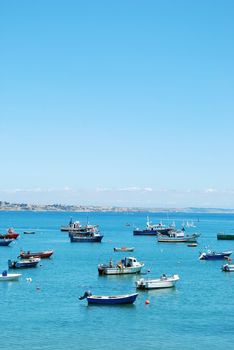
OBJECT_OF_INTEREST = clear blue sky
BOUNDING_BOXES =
[1,0,234,207]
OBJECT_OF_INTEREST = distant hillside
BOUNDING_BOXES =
[0,201,234,213]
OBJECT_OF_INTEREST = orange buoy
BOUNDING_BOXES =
[145,299,150,305]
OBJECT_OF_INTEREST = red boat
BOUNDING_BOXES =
[0,228,20,239]
[19,250,54,259]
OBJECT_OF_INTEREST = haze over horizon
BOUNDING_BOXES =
[1,1,234,208]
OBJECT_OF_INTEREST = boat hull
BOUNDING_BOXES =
[8,259,40,269]
[98,265,143,275]
[200,252,232,260]
[217,234,234,240]
[0,273,21,281]
[158,235,197,243]
[133,230,158,236]
[136,275,180,290]
[70,235,103,243]
[20,250,54,259]
[0,239,14,246]
[87,293,138,305]
[0,233,19,239]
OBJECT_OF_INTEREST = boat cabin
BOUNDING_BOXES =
[124,257,139,267]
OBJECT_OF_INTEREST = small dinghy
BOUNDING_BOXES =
[0,270,21,281]
[187,243,198,247]
[136,274,180,290]
[113,247,134,252]
[79,291,138,305]
[23,231,35,235]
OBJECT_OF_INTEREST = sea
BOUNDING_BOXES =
[0,211,234,350]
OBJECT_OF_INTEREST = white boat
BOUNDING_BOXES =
[0,271,22,281]
[157,231,199,243]
[61,220,83,232]
[98,257,144,275]
[222,264,234,272]
[136,274,180,290]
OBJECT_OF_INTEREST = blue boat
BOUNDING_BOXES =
[69,232,103,243]
[0,239,14,246]
[79,291,138,305]
[8,257,41,269]
[133,217,174,236]
[199,250,232,260]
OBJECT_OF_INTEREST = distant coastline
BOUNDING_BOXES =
[0,201,234,214]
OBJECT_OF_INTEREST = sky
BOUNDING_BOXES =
[1,0,234,208]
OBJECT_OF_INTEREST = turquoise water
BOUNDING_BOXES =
[0,211,234,350]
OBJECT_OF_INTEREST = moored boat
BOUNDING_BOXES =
[113,247,134,252]
[136,274,180,290]
[0,270,21,281]
[61,218,99,233]
[199,250,232,260]
[19,250,54,259]
[187,243,198,247]
[98,257,144,275]
[0,228,19,239]
[157,232,199,243]
[222,264,234,272]
[8,257,41,269]
[5,228,20,239]
[69,232,103,243]
[79,291,138,305]
[133,217,174,236]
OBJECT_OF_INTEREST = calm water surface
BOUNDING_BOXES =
[0,211,234,350]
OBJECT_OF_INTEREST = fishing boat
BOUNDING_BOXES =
[79,291,138,305]
[19,250,54,259]
[61,218,98,232]
[98,257,144,275]
[133,217,174,236]
[0,239,14,246]
[157,231,199,243]
[8,257,41,269]
[222,264,234,272]
[0,271,21,281]
[113,247,134,252]
[136,274,180,290]
[69,232,103,243]
[199,250,232,260]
